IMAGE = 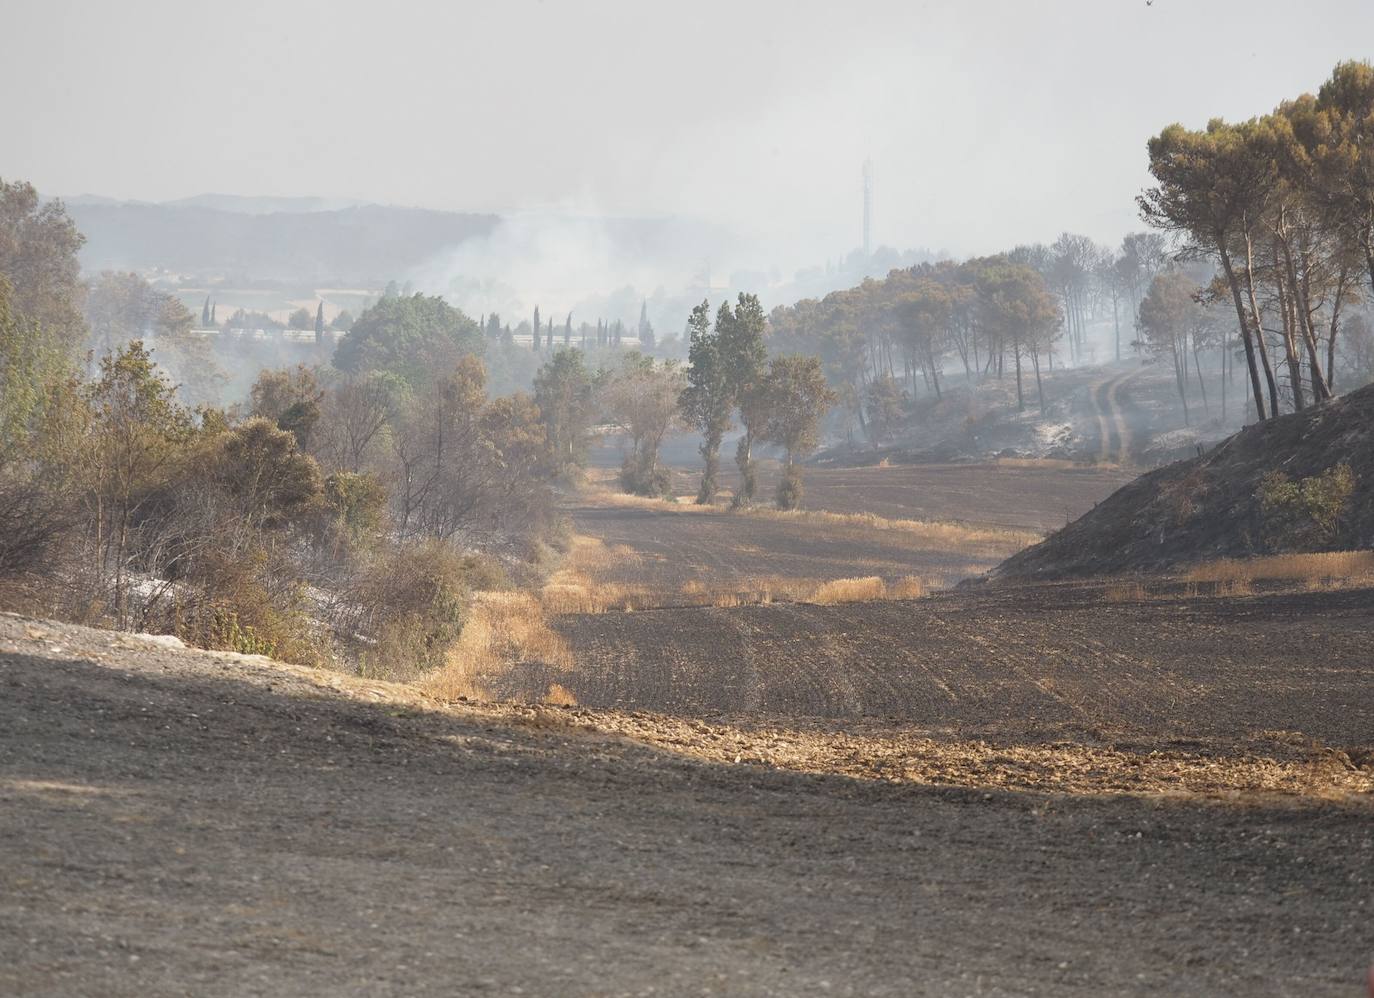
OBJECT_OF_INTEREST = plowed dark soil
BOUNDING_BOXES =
[3,615,1372,997]
[588,457,1136,532]
[505,584,1374,751]
[566,502,1020,592]
[742,462,1136,531]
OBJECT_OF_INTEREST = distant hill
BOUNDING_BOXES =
[991,383,1374,581]
[66,200,501,286]
[162,193,373,214]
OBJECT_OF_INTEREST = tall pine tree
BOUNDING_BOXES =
[678,299,731,503]
[717,294,768,506]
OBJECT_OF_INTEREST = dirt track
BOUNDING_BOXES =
[3,614,1373,997]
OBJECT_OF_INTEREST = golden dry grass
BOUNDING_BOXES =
[544,529,934,612]
[1186,550,1374,586]
[808,576,886,604]
[582,487,1039,555]
[420,591,575,701]
[992,456,1121,472]
[806,575,925,605]
[888,575,927,599]
[543,682,578,706]
[1104,582,1146,603]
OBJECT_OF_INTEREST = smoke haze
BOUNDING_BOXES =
[7,0,1374,268]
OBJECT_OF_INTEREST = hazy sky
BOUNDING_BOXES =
[5,0,1374,263]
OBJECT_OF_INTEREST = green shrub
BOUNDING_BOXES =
[775,465,804,510]
[1257,463,1354,550]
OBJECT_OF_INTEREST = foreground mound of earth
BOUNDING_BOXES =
[2,614,1372,996]
[993,381,1374,581]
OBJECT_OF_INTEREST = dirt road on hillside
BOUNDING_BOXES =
[1088,371,1139,465]
[2,614,1372,997]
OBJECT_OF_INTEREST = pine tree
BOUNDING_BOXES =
[210,303,217,326]
[717,294,768,506]
[533,306,542,351]
[638,299,655,350]
[314,302,325,344]
[679,299,731,503]
[564,312,573,346]
[202,296,210,326]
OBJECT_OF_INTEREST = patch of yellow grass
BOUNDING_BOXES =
[1186,550,1374,586]
[420,591,574,701]
[545,569,928,614]
[543,682,577,706]
[756,508,1038,553]
[807,577,888,604]
[541,581,634,614]
[583,487,1039,555]
[804,575,925,604]
[1105,582,1147,603]
[993,456,1119,471]
[888,575,927,599]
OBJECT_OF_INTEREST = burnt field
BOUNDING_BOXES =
[727,461,1135,531]
[3,616,1372,997]
[561,501,1032,597]
[588,453,1136,532]
[559,460,1135,602]
[500,583,1374,753]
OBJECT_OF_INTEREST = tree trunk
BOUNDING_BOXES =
[1013,341,1024,412]
[1327,263,1348,394]
[1171,339,1190,427]
[1192,339,1209,416]
[1219,341,1227,422]
[1241,234,1280,418]
[1217,243,1269,422]
[1112,293,1121,362]
[1291,242,1330,401]
[1272,250,1305,412]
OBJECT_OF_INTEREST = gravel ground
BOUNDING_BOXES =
[2,614,1372,997]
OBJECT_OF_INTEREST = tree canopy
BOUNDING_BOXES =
[334,293,483,390]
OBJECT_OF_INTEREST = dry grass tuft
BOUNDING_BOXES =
[1186,550,1374,587]
[807,576,887,604]
[582,487,1039,555]
[993,456,1120,471]
[1105,582,1147,603]
[420,591,574,701]
[741,507,1038,554]
[888,575,926,599]
[805,575,924,604]
[543,682,577,706]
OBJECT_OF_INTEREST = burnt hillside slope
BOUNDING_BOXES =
[991,382,1374,581]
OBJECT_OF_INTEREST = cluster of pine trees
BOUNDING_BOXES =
[1140,60,1374,421]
